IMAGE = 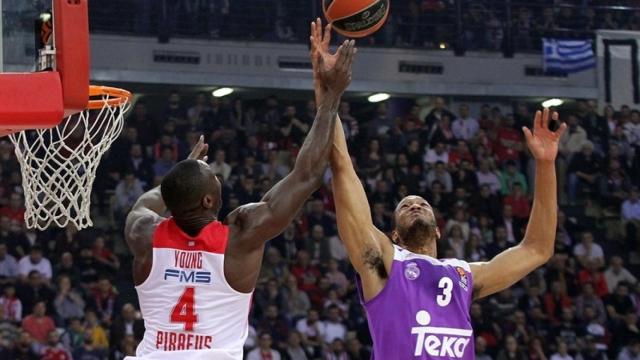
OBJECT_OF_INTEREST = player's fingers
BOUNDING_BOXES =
[336,41,349,68]
[323,23,332,48]
[541,107,549,130]
[533,110,541,132]
[555,122,568,139]
[345,42,357,69]
[310,21,316,40]
[522,127,533,142]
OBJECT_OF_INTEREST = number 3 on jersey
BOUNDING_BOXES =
[437,277,453,307]
[171,287,198,331]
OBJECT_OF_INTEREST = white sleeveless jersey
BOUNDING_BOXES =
[131,219,252,360]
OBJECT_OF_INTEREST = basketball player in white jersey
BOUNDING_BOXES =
[123,27,357,359]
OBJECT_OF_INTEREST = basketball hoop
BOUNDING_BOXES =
[8,85,132,230]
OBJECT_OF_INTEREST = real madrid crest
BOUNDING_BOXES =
[405,262,420,280]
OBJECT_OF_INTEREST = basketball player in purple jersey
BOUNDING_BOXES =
[310,21,568,359]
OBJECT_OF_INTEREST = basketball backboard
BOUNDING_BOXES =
[1,0,53,72]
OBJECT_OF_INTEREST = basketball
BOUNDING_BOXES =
[323,0,390,38]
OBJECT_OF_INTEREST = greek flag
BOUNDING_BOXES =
[543,38,595,74]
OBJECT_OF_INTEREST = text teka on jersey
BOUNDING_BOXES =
[411,310,472,358]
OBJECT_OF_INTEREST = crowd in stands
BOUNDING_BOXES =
[83,0,640,51]
[0,90,638,359]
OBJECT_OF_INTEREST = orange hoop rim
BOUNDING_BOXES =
[87,85,132,110]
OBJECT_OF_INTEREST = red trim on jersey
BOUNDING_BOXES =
[153,218,229,254]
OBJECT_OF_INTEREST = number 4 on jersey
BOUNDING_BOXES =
[171,287,198,331]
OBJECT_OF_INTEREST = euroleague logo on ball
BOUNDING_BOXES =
[323,0,390,38]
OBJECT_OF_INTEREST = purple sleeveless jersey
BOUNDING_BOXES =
[356,245,475,359]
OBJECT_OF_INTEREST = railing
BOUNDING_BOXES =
[4,1,640,55]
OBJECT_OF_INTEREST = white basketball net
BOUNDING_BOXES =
[8,94,130,230]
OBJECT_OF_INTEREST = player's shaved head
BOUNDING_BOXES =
[161,159,221,218]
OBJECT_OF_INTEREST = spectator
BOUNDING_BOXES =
[91,237,120,274]
[258,305,290,347]
[576,335,608,360]
[622,187,640,246]
[259,247,290,284]
[346,337,371,360]
[424,97,456,130]
[21,301,55,345]
[304,225,332,266]
[545,281,573,325]
[424,142,450,166]
[0,285,21,323]
[16,270,54,318]
[606,283,635,323]
[476,160,501,194]
[53,275,85,325]
[283,274,311,321]
[567,141,603,204]
[324,338,348,360]
[494,115,524,165]
[574,283,607,325]
[121,144,154,188]
[452,103,480,141]
[325,259,348,295]
[426,161,453,193]
[499,161,528,196]
[90,277,118,326]
[41,330,72,360]
[573,231,605,270]
[110,303,144,352]
[18,246,52,282]
[605,256,638,293]
[210,149,232,181]
[296,309,325,351]
[247,333,281,360]
[551,340,574,360]
[84,310,108,350]
[114,171,145,218]
[496,335,527,360]
[60,317,84,353]
[282,330,311,360]
[617,337,640,360]
[73,329,107,360]
[0,193,25,224]
[323,305,346,344]
[0,242,18,282]
[503,183,530,220]
[152,145,177,179]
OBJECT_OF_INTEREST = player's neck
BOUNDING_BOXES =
[403,242,437,258]
[175,214,217,237]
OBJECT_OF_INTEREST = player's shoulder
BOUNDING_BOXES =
[440,258,471,272]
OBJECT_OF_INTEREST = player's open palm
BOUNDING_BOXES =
[522,108,567,162]
[310,18,336,73]
[317,40,356,96]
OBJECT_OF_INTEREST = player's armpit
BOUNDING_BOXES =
[470,244,549,300]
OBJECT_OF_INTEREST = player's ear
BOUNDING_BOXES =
[435,227,441,241]
[391,230,399,244]
[202,194,214,210]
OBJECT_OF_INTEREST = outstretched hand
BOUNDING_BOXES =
[188,135,209,162]
[309,18,357,103]
[522,108,567,163]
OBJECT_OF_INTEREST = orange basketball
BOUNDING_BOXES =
[323,0,390,38]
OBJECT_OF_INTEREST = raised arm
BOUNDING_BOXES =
[305,20,394,301]
[331,116,394,301]
[124,137,209,285]
[470,108,567,299]
[223,24,356,292]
